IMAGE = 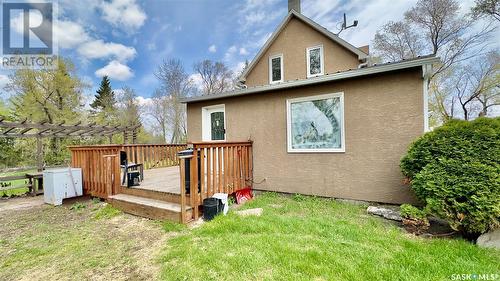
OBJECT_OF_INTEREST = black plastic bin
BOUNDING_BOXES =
[203,197,223,221]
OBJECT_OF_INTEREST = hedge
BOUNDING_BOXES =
[401,117,500,179]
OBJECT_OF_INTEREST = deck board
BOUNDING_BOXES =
[126,166,181,194]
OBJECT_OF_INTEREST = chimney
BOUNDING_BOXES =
[288,0,300,13]
[358,45,369,55]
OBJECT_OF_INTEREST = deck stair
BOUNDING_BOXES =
[108,194,192,222]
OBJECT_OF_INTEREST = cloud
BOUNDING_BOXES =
[136,96,153,106]
[147,43,157,51]
[78,40,137,62]
[189,73,204,93]
[224,45,238,62]
[95,60,134,81]
[208,44,217,53]
[54,20,91,48]
[238,0,284,31]
[302,0,417,47]
[232,61,247,75]
[0,74,10,90]
[239,47,249,55]
[99,0,147,32]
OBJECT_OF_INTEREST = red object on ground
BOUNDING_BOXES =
[235,187,253,204]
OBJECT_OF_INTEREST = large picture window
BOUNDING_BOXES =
[286,93,344,153]
[269,54,283,84]
[306,45,324,78]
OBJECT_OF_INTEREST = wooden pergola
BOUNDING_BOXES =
[0,116,140,171]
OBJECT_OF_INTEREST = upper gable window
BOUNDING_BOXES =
[306,45,324,78]
[269,54,283,84]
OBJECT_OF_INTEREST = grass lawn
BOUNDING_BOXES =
[161,193,500,281]
[0,198,172,280]
[0,193,498,280]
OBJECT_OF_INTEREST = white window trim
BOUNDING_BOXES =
[269,53,284,84]
[286,92,345,153]
[201,104,226,142]
[306,45,324,78]
[422,64,431,132]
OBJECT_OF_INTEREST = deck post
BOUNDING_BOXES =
[179,157,187,223]
[191,148,199,220]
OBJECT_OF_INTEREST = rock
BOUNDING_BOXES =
[367,206,402,221]
[235,208,263,217]
[477,229,500,249]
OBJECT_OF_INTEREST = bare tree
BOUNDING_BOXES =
[373,21,424,61]
[475,52,500,116]
[373,0,495,77]
[404,0,495,79]
[148,90,172,142]
[152,59,192,143]
[373,0,497,123]
[435,52,499,120]
[193,60,233,95]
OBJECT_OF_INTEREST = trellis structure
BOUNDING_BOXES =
[0,116,140,171]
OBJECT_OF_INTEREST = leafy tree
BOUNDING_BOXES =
[90,76,117,125]
[117,86,141,127]
[0,99,8,116]
[472,0,500,21]
[7,58,85,124]
[5,57,87,166]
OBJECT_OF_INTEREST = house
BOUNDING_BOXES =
[181,0,438,205]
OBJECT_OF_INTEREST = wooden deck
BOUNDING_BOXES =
[128,166,181,194]
[69,142,253,223]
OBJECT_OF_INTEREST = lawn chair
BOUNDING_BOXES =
[120,151,144,187]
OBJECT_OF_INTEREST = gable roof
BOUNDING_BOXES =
[182,55,438,104]
[239,10,369,82]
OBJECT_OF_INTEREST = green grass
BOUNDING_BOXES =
[93,204,121,219]
[160,221,187,233]
[160,193,500,281]
[0,169,36,197]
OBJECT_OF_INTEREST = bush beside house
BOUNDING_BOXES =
[401,117,500,237]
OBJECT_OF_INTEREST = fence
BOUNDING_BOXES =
[180,141,253,222]
[69,144,187,198]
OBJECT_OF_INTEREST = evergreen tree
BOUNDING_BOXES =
[90,76,117,124]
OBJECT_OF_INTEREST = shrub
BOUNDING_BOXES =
[400,204,429,235]
[400,204,427,220]
[412,159,500,236]
[401,117,500,179]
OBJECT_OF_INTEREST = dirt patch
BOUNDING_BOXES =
[0,198,174,281]
[0,196,45,212]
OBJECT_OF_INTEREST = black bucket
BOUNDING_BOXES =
[203,198,223,221]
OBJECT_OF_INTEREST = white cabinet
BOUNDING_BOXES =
[43,168,83,206]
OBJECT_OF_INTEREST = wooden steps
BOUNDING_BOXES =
[117,185,188,204]
[108,194,192,222]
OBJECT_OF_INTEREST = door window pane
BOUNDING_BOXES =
[210,111,225,140]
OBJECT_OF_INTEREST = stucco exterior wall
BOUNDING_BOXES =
[244,17,360,87]
[187,68,424,204]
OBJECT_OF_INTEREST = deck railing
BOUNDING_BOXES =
[180,141,253,222]
[69,144,187,198]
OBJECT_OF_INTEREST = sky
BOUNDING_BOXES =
[0,0,479,104]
